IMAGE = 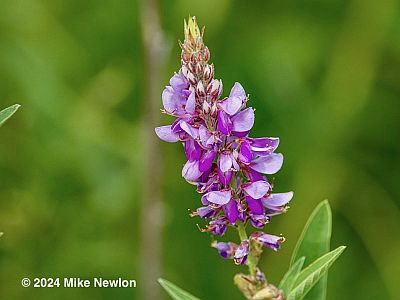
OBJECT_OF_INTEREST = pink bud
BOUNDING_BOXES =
[207,79,221,96]
[203,47,210,62]
[196,81,206,97]
[186,71,197,85]
[203,64,214,82]
[202,101,211,114]
[195,62,203,74]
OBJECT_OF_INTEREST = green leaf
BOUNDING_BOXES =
[0,104,20,127]
[279,257,305,295]
[290,200,332,300]
[287,246,346,300]
[158,278,201,300]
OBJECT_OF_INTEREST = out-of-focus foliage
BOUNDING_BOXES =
[0,0,399,299]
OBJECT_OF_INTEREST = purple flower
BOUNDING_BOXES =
[251,232,285,251]
[234,240,249,265]
[212,241,238,259]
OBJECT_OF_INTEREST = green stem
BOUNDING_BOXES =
[237,222,256,277]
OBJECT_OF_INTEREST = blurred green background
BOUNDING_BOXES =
[0,0,399,299]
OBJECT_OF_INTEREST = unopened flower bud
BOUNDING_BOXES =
[186,71,197,85]
[196,81,206,97]
[203,46,210,62]
[207,79,221,96]
[188,62,197,74]
[195,62,203,74]
[182,65,189,77]
[202,101,211,114]
[181,51,190,63]
[203,64,214,82]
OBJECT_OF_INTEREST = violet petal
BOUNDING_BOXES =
[231,108,254,132]
[242,180,270,199]
[250,153,283,174]
[155,125,180,142]
[204,190,231,205]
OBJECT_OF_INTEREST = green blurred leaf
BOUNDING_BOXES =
[279,256,305,296]
[0,104,20,127]
[288,246,346,300]
[158,278,201,300]
[290,200,332,299]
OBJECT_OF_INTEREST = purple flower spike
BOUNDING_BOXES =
[212,241,238,259]
[234,240,249,265]
[251,232,285,251]
[155,17,293,264]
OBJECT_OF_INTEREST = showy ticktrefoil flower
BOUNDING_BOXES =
[155,17,293,299]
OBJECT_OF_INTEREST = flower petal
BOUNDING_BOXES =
[196,206,216,218]
[229,82,246,100]
[155,125,180,142]
[217,110,233,135]
[238,141,252,164]
[250,153,283,174]
[182,160,203,182]
[218,168,233,186]
[184,139,202,161]
[231,108,254,132]
[180,121,199,139]
[204,190,231,205]
[262,192,294,208]
[199,150,216,172]
[246,196,265,215]
[242,180,270,199]
[162,86,177,113]
[185,91,196,114]
[212,242,238,259]
[218,96,242,115]
[249,137,280,155]
[223,199,239,224]
[251,232,285,251]
[234,240,249,265]
[219,153,233,173]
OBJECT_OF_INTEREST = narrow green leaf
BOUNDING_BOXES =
[288,246,346,300]
[158,278,201,300]
[290,200,332,300]
[0,104,21,127]
[279,257,305,296]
